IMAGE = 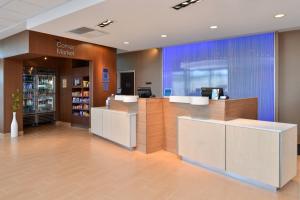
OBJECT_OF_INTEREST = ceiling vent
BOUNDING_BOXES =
[69,27,95,34]
[68,27,108,39]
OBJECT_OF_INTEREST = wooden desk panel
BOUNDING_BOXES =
[136,98,165,153]
[110,99,138,113]
[163,98,257,154]
[225,98,258,120]
[108,98,257,154]
[136,99,147,152]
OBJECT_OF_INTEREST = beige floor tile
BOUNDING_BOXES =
[0,124,299,200]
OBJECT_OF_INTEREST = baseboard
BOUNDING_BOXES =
[182,157,278,192]
[55,121,71,127]
[1,131,23,137]
[298,144,300,155]
[70,123,89,129]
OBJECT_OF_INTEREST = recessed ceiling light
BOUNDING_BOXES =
[44,57,47,60]
[161,34,168,38]
[209,25,218,29]
[172,0,202,10]
[98,19,114,28]
[123,41,129,45]
[274,14,285,18]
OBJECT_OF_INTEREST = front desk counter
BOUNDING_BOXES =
[178,116,297,190]
[91,107,136,149]
[109,97,258,154]
[91,97,297,190]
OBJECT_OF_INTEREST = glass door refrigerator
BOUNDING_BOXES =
[23,70,36,126]
[37,73,56,124]
[23,67,56,126]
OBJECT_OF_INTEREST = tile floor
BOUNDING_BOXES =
[0,124,299,200]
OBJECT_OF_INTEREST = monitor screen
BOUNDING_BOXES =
[201,87,224,99]
[137,87,152,98]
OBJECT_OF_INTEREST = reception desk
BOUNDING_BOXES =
[178,116,297,190]
[163,98,257,153]
[90,96,298,190]
[110,97,258,154]
[91,107,137,148]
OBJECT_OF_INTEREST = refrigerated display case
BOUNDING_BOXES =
[23,67,56,126]
[23,74,36,114]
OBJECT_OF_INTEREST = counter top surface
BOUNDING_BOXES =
[179,116,297,133]
[178,116,227,125]
[92,107,137,115]
[226,118,297,133]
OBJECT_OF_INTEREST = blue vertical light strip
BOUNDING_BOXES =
[163,33,275,121]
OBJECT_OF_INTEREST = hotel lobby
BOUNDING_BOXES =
[0,0,300,199]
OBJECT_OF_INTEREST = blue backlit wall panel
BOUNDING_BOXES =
[163,33,275,121]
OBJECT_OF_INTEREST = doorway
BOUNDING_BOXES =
[119,71,135,95]
[22,57,92,130]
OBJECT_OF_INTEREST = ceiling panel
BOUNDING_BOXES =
[3,1,42,16]
[0,0,71,34]
[22,0,70,8]
[0,8,26,21]
[0,18,15,27]
[0,0,10,6]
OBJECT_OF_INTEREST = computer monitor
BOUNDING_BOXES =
[201,87,224,99]
[137,87,152,98]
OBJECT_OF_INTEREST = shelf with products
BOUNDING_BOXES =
[37,95,54,112]
[23,73,36,114]
[71,64,90,127]
[72,111,90,118]
[71,91,89,97]
[72,97,90,104]
[72,103,89,111]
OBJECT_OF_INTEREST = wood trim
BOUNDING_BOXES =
[0,59,4,133]
[3,58,23,133]
[136,98,165,153]
[110,99,138,113]
[145,98,164,153]
[224,98,258,121]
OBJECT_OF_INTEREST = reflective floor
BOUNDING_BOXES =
[0,124,299,200]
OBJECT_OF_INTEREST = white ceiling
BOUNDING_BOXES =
[0,0,71,33]
[2,0,300,52]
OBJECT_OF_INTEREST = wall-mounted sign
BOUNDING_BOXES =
[102,68,109,82]
[56,40,75,57]
[102,68,109,91]
[62,78,67,88]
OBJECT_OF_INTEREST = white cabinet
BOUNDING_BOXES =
[177,116,297,190]
[102,110,112,140]
[91,108,103,136]
[178,116,226,171]
[110,112,128,144]
[226,119,297,188]
[91,107,136,148]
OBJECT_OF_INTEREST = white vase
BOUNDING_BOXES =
[11,112,18,138]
